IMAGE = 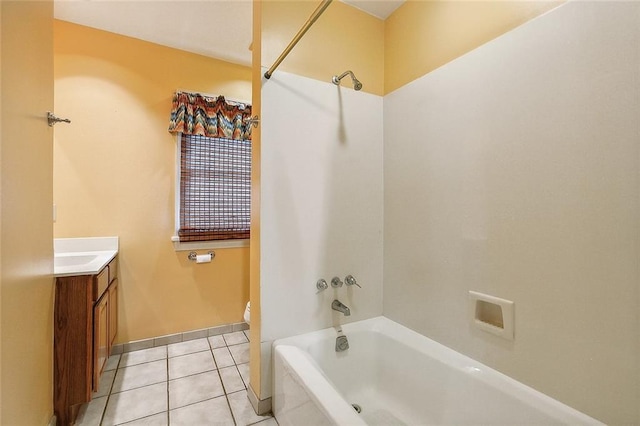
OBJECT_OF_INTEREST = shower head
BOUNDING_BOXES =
[332,70,363,91]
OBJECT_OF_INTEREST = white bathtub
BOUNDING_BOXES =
[273,317,602,426]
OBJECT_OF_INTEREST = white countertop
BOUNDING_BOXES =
[54,237,119,277]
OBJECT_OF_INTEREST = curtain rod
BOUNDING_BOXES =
[175,89,251,107]
[264,0,333,80]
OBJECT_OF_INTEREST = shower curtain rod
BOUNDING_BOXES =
[264,0,333,80]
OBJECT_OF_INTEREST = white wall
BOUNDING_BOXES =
[260,70,384,397]
[383,2,639,424]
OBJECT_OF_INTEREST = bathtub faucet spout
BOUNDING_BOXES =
[332,300,351,316]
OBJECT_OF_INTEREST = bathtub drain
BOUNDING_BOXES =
[352,404,362,414]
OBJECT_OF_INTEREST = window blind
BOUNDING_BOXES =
[179,133,251,242]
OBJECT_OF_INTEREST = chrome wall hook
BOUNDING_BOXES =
[244,115,260,128]
[47,112,71,127]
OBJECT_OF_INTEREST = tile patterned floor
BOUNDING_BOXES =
[75,330,277,426]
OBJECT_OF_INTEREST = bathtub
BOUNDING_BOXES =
[273,317,602,426]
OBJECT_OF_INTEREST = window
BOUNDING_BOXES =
[168,91,252,249]
[177,133,251,243]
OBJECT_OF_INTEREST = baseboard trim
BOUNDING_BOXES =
[111,321,249,355]
[247,383,272,416]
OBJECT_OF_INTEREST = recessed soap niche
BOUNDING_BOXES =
[469,291,514,340]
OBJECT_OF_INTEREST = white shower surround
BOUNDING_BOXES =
[260,70,384,397]
[383,2,639,424]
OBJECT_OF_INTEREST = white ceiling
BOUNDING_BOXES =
[341,0,404,20]
[53,0,405,67]
[54,0,254,66]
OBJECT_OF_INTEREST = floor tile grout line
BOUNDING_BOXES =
[166,394,229,414]
[166,346,170,425]
[113,411,169,426]
[108,377,169,396]
[117,356,168,368]
[99,353,122,426]
[168,347,211,359]
[167,367,219,383]
[111,408,167,426]
[209,336,239,426]
[224,377,239,424]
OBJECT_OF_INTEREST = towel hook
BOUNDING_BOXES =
[47,112,71,127]
[244,115,260,128]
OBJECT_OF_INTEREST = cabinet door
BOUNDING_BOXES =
[93,294,108,391]
[54,275,94,412]
[108,279,118,347]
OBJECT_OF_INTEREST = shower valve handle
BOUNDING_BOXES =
[345,275,361,288]
[316,279,328,292]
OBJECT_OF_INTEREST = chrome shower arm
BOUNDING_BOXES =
[332,71,354,84]
[332,70,363,91]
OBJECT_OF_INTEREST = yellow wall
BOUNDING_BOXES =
[1,1,55,424]
[262,0,385,96]
[261,1,560,96]
[250,0,263,401]
[53,20,252,343]
[384,0,563,93]
[0,2,3,419]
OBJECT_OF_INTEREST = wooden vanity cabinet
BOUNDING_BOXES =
[54,256,118,426]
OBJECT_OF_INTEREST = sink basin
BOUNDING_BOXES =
[54,254,98,268]
[54,237,119,277]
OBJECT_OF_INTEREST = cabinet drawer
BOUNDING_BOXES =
[108,257,118,284]
[94,268,109,302]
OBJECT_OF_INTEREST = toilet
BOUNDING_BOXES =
[243,301,250,324]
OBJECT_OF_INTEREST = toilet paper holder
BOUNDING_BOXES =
[188,251,215,262]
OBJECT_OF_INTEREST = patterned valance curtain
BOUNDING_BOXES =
[168,91,252,140]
